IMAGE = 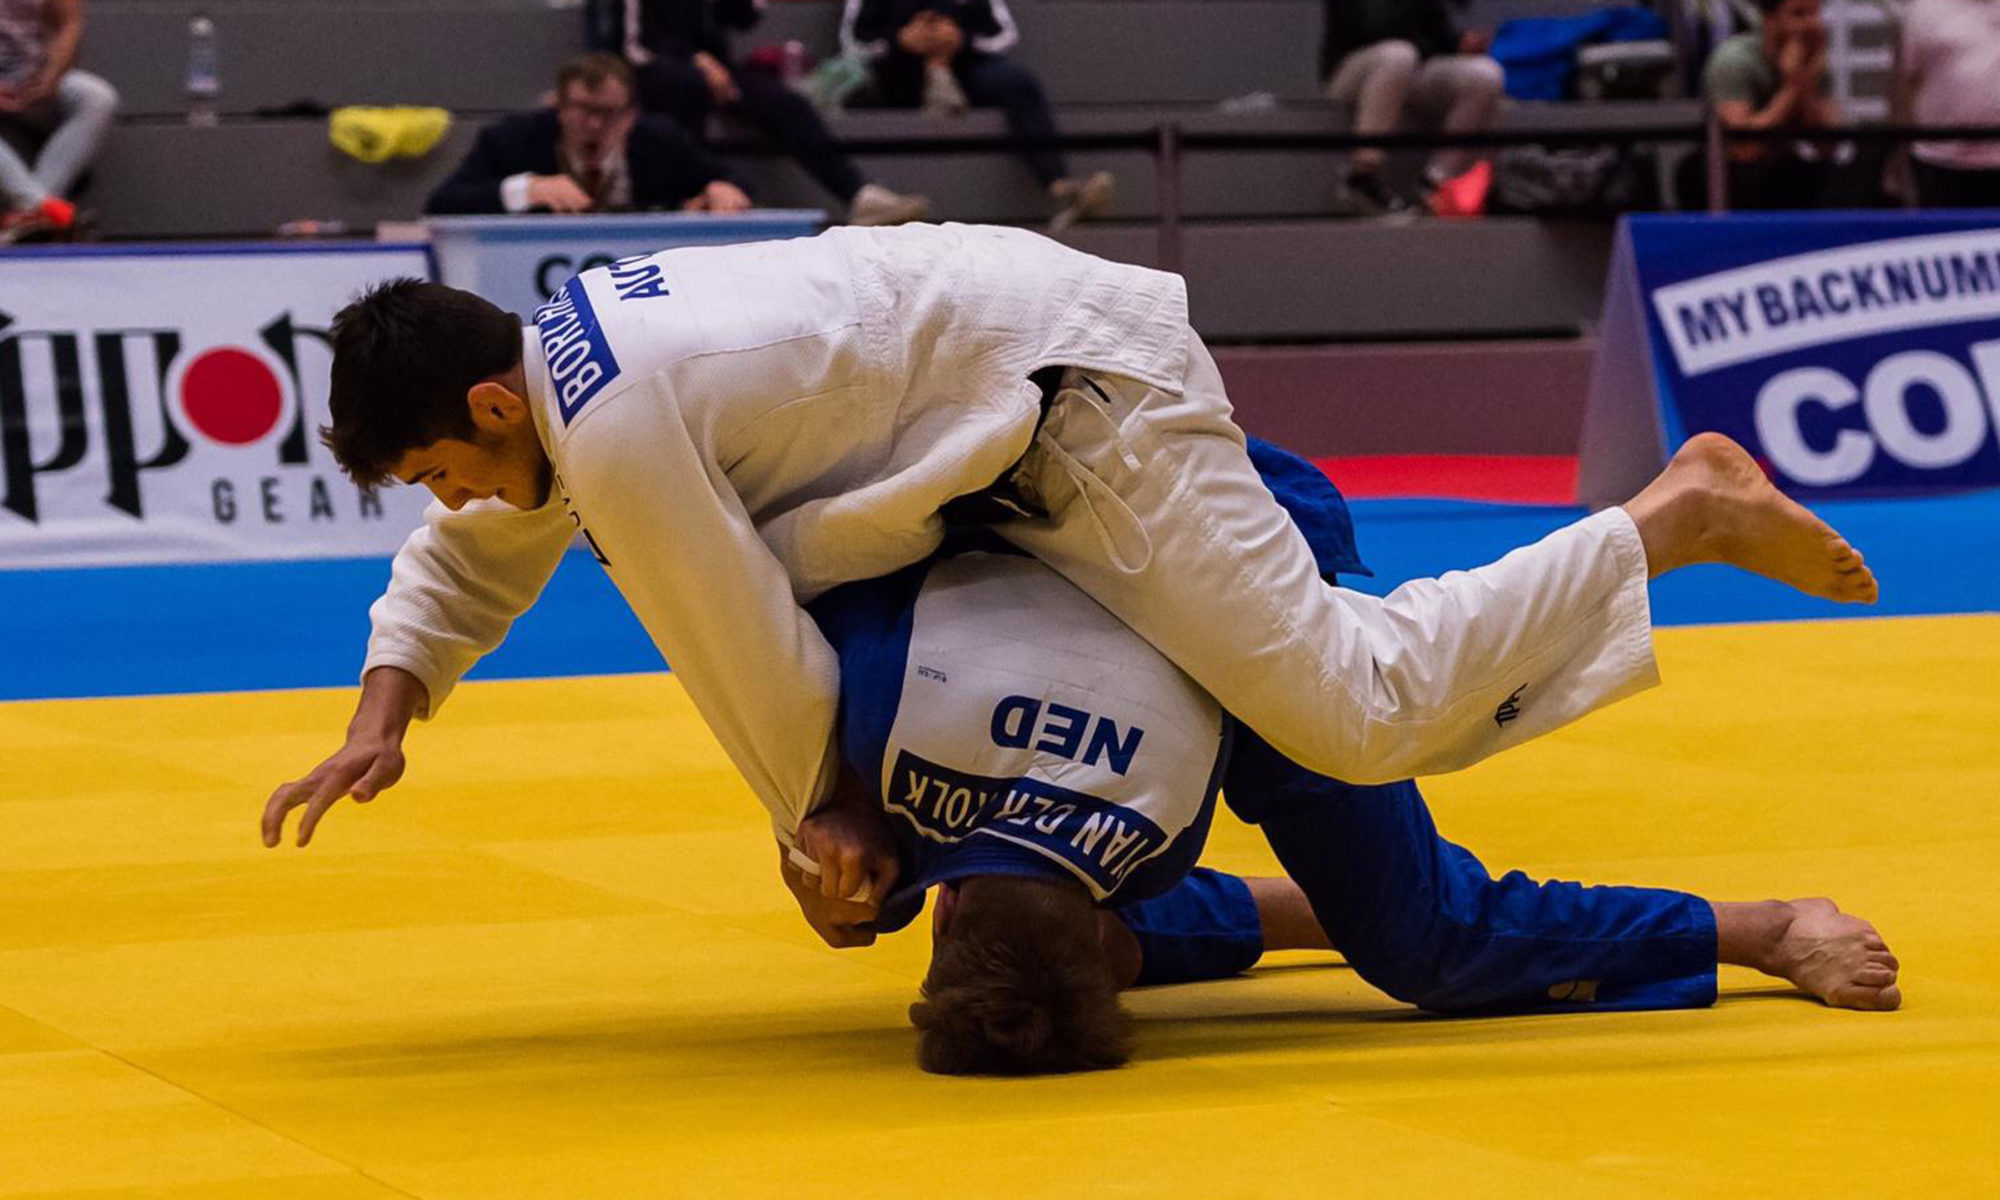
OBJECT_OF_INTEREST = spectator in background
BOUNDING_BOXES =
[0,0,117,243]
[841,0,1113,232]
[427,54,749,216]
[1899,0,2000,207]
[614,0,929,226]
[1701,0,1844,208]
[1320,0,1505,216]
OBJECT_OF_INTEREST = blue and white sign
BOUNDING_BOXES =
[425,210,825,320]
[1580,213,2000,503]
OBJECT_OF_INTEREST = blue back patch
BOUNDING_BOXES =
[535,281,622,427]
[887,750,1170,895]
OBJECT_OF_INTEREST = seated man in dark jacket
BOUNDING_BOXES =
[426,53,750,216]
[841,0,1112,231]
[610,0,929,226]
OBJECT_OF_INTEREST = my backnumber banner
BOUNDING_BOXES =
[0,243,438,568]
[1580,212,2000,505]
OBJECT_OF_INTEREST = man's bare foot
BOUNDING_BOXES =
[1623,433,1879,604]
[1716,897,1902,1011]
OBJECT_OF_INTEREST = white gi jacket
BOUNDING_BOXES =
[364,223,1195,840]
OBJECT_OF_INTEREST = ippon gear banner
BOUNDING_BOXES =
[0,243,437,568]
[1580,213,2000,503]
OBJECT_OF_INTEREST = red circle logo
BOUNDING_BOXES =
[178,347,286,446]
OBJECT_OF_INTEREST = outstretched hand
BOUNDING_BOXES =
[261,667,426,849]
[262,736,406,847]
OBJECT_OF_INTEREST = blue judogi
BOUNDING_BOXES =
[809,438,1719,1014]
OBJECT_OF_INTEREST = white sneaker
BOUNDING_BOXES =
[848,183,931,226]
[922,63,969,116]
[1047,170,1115,233]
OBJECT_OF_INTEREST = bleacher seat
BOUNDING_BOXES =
[65,0,1694,343]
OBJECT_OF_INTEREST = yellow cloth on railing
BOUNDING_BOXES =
[329,107,453,164]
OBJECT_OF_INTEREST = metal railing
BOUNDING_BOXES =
[713,119,2000,273]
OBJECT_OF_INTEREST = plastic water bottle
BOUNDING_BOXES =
[780,39,807,89]
[186,14,220,127]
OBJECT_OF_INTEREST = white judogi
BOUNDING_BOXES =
[874,552,1224,902]
[364,223,1657,843]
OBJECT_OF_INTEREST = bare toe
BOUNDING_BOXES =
[1772,899,1903,1012]
[1666,436,1881,604]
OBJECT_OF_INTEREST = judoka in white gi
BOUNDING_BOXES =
[260,223,1877,867]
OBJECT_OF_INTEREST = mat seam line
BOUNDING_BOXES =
[49,1030,429,1200]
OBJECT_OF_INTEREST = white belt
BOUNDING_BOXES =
[1027,381,1155,575]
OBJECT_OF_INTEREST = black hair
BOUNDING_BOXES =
[321,278,522,489]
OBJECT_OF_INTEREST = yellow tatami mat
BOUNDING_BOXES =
[3,615,1997,1199]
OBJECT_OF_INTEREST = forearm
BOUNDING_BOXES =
[349,666,428,743]
[1730,82,1813,131]
[1244,877,1332,952]
[425,176,508,215]
[365,502,573,715]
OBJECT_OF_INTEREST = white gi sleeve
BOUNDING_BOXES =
[363,497,576,718]
[563,390,842,843]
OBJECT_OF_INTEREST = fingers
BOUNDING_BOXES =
[261,779,310,848]
[262,773,341,849]
[262,746,398,848]
[797,821,850,900]
[863,848,899,905]
[292,769,356,848]
[819,841,856,900]
[821,844,886,904]
[348,750,404,804]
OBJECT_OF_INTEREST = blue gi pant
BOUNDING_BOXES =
[1122,725,1719,1014]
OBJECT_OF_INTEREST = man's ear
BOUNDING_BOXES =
[466,380,528,433]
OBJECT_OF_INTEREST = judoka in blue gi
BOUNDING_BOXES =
[787,439,1902,1075]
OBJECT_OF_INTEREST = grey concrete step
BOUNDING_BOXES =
[83,0,1661,117]
[1063,218,1611,340]
[80,100,1697,236]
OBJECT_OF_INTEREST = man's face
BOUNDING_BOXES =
[392,423,551,513]
[1766,0,1825,50]
[557,78,636,167]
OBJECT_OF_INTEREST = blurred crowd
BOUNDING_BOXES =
[2,0,1999,243]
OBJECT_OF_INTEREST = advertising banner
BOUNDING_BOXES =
[1579,213,2000,504]
[425,210,825,319]
[0,243,438,568]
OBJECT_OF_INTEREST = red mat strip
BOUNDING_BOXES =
[1313,454,1580,505]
